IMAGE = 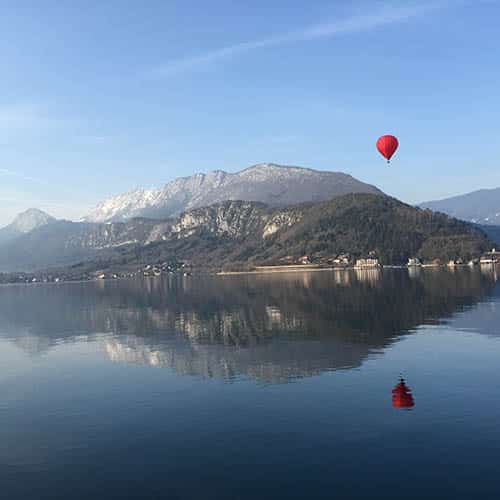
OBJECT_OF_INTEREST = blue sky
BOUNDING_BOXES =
[0,0,499,225]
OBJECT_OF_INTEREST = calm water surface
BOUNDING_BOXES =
[0,268,499,499]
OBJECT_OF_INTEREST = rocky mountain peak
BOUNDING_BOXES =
[9,208,55,233]
[83,163,382,223]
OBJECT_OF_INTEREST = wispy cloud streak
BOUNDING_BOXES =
[0,105,53,131]
[151,3,443,77]
[0,167,45,184]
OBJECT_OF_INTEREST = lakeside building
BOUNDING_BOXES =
[354,258,380,269]
[299,255,311,265]
[407,258,422,267]
[332,254,350,265]
[480,248,500,265]
[447,258,465,267]
[480,257,497,264]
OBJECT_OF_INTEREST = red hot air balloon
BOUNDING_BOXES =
[376,135,399,163]
[392,378,415,409]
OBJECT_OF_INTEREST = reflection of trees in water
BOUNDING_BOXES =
[103,335,369,384]
[0,268,496,382]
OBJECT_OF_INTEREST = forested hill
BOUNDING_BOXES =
[60,193,492,275]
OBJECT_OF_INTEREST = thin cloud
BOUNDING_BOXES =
[0,167,45,185]
[75,134,112,144]
[150,2,444,77]
[0,103,81,140]
[0,104,54,131]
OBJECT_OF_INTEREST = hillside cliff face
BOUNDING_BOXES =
[134,195,489,270]
[83,163,383,223]
[171,202,269,238]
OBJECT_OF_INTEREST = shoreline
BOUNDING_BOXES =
[218,265,386,276]
[1,261,495,286]
[217,263,492,276]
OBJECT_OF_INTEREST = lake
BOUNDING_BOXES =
[1,267,499,499]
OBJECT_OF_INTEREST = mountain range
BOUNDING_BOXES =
[0,164,385,271]
[97,194,490,273]
[0,164,494,274]
[83,163,383,222]
[421,187,500,225]
[0,194,491,275]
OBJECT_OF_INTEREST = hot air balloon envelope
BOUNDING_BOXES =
[377,135,399,163]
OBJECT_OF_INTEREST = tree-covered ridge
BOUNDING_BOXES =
[265,194,491,266]
[1,193,491,280]
[97,193,491,272]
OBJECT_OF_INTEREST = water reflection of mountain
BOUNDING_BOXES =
[0,268,497,382]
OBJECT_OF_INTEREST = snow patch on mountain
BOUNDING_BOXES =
[9,208,55,233]
[83,163,382,223]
